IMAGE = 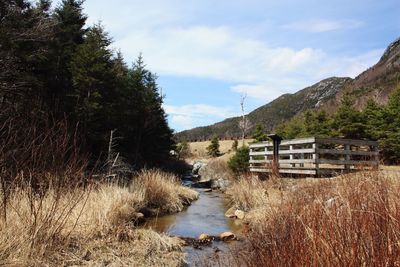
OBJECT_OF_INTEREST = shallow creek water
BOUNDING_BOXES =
[144,176,243,265]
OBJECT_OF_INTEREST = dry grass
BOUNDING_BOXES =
[188,139,253,161]
[225,177,270,211]
[0,170,198,266]
[224,171,400,266]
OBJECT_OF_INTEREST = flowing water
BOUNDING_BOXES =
[144,175,243,265]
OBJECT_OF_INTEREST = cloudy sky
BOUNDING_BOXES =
[79,0,399,132]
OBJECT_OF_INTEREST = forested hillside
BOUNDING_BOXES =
[0,0,174,172]
[177,38,400,141]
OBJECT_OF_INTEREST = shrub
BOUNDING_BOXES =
[207,137,221,157]
[227,146,250,173]
[175,141,191,159]
[232,140,238,151]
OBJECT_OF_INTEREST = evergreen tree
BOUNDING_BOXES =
[276,117,306,139]
[379,86,400,163]
[252,124,268,142]
[70,24,115,155]
[232,139,239,151]
[363,99,384,140]
[304,110,335,137]
[49,0,87,114]
[118,55,174,166]
[207,137,220,157]
[228,146,250,174]
[333,93,366,139]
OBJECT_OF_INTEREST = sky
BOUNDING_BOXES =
[76,0,399,132]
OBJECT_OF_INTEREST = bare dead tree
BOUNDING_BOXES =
[239,93,251,146]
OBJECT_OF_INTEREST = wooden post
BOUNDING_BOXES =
[264,146,268,162]
[313,142,319,177]
[268,134,282,176]
[345,144,351,172]
[250,148,253,169]
[373,145,379,170]
[290,145,295,168]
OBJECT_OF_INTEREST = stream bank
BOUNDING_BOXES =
[144,169,243,265]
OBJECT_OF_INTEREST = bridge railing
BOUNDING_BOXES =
[249,137,379,176]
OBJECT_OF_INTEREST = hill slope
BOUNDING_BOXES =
[176,38,400,141]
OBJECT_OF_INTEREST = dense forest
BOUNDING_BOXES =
[0,0,174,176]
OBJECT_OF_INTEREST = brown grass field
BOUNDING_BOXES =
[187,139,253,162]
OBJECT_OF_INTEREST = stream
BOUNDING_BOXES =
[144,173,243,265]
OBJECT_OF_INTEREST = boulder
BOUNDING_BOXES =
[220,232,236,241]
[192,162,205,175]
[234,209,245,220]
[211,178,231,191]
[225,207,237,218]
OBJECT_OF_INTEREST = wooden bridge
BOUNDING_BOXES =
[249,137,379,176]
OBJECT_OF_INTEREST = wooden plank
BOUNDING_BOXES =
[280,137,316,146]
[278,169,317,175]
[317,148,379,156]
[250,151,273,156]
[250,159,315,164]
[250,148,315,156]
[249,159,272,164]
[249,142,273,148]
[316,137,378,146]
[279,159,315,164]
[318,159,379,166]
[250,168,317,175]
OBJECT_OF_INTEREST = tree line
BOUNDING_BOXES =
[276,86,400,164]
[0,0,174,172]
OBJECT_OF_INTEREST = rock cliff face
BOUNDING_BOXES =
[176,38,400,141]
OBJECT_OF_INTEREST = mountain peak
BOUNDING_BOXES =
[380,37,400,62]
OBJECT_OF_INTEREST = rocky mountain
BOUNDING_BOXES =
[176,38,400,141]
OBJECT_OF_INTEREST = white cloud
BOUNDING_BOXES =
[282,19,364,33]
[115,26,324,83]
[163,104,237,131]
[79,1,384,130]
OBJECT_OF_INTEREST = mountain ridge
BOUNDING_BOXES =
[176,38,400,141]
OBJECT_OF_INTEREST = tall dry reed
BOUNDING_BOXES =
[226,171,400,266]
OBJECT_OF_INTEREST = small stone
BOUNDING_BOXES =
[225,207,237,218]
[234,209,245,220]
[202,188,212,192]
[220,232,235,241]
[198,233,211,241]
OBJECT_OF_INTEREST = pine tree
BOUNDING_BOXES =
[276,117,306,139]
[252,124,268,142]
[333,93,366,139]
[70,24,116,155]
[49,0,87,114]
[232,140,239,151]
[228,146,250,173]
[207,137,221,157]
[304,110,334,137]
[363,99,384,140]
[379,86,400,163]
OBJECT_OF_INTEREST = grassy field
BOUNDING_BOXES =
[187,139,253,162]
[0,170,198,266]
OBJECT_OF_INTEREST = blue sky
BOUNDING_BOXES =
[78,0,399,132]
